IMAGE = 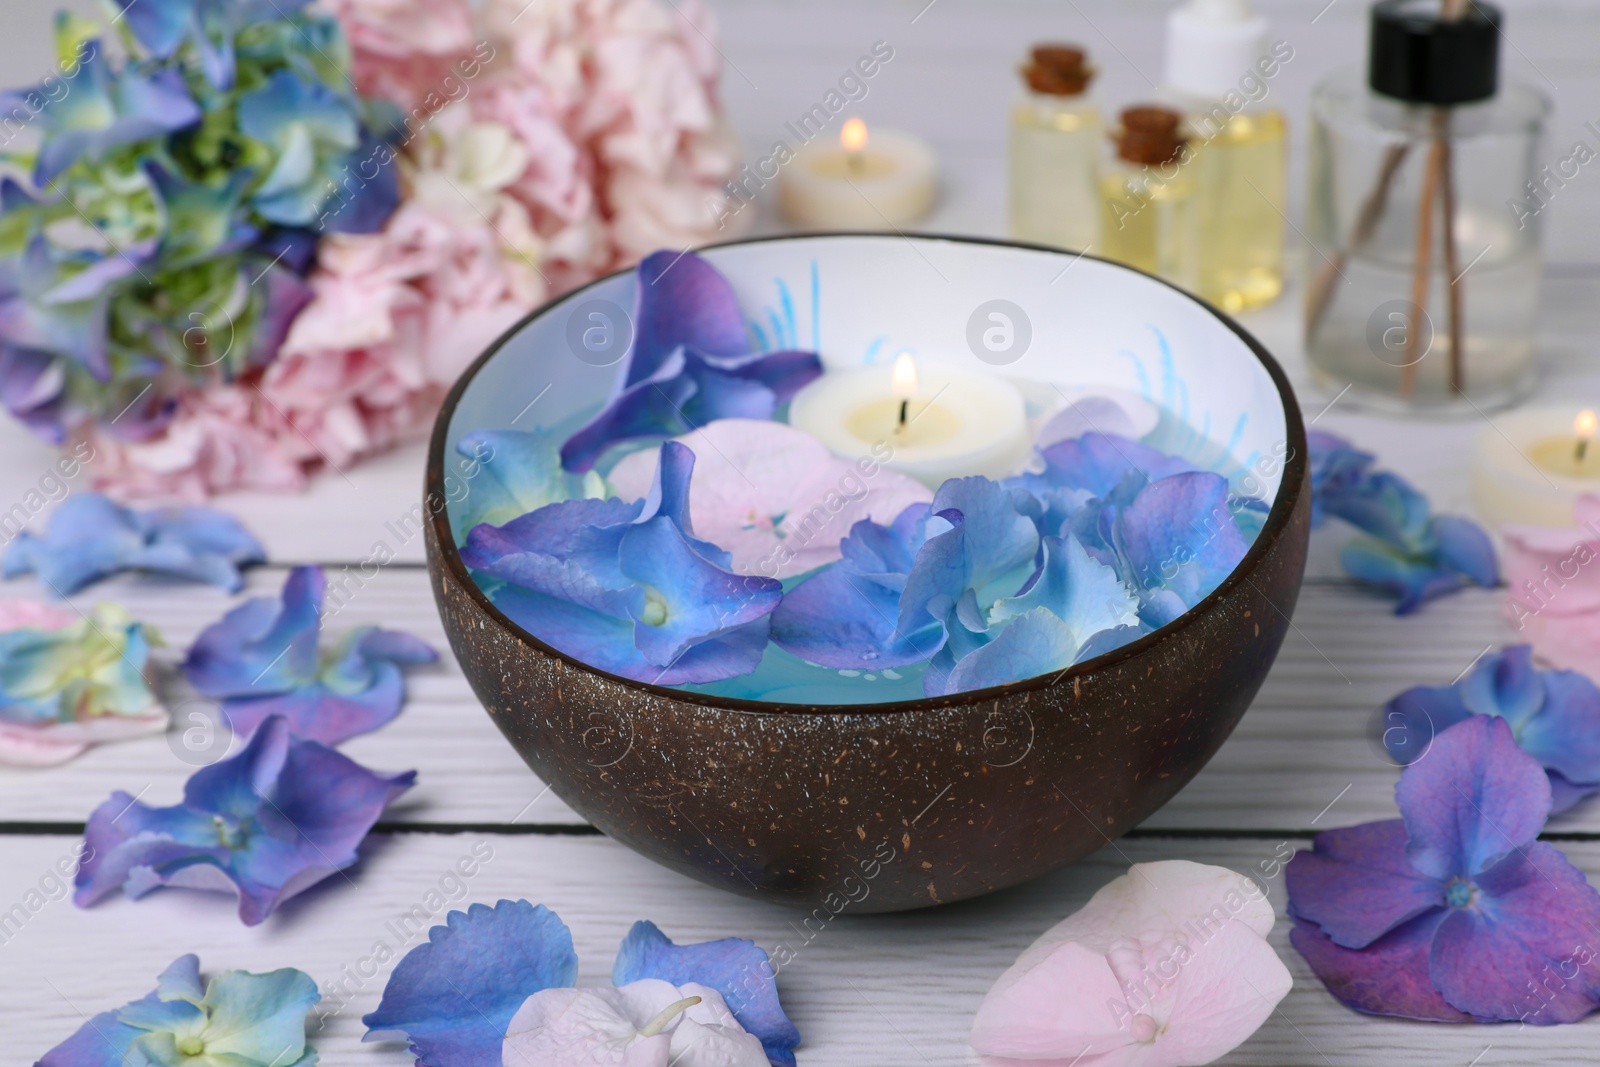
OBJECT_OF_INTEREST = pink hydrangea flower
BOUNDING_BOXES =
[970,860,1290,1067]
[1502,494,1600,677]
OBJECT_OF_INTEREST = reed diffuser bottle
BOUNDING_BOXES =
[1008,45,1100,252]
[1100,106,1197,288]
[1305,0,1548,412]
[1163,0,1289,312]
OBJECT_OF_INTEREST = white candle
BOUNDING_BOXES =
[787,352,1030,488]
[778,119,938,230]
[1471,406,1600,530]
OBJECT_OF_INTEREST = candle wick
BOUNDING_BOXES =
[848,152,864,177]
[1579,438,1590,463]
[896,398,909,433]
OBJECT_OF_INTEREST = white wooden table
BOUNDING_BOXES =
[3,1,1600,1063]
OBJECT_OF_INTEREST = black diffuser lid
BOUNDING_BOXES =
[1369,0,1501,105]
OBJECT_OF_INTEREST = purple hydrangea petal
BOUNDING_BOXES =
[613,920,800,1067]
[463,497,642,591]
[1546,770,1598,816]
[1398,716,1550,883]
[0,346,70,442]
[1428,842,1600,1023]
[113,0,191,57]
[184,566,323,698]
[632,250,750,383]
[1289,912,1468,1022]
[693,347,823,406]
[1380,684,1472,768]
[363,899,578,1067]
[1323,471,1432,552]
[1306,431,1377,529]
[1285,819,1444,949]
[74,717,413,925]
[767,553,944,670]
[34,1009,144,1067]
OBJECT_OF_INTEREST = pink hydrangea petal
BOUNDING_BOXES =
[0,598,78,631]
[607,420,932,578]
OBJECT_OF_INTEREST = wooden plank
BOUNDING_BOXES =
[6,831,1599,1067]
[2,573,1573,836]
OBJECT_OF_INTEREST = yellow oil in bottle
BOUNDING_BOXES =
[1099,169,1196,286]
[1186,110,1287,313]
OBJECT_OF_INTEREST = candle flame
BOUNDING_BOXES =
[840,117,869,154]
[891,351,918,400]
[1578,409,1599,440]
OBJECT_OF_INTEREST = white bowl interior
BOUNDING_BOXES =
[446,235,1290,532]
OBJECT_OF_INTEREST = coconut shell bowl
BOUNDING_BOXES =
[424,233,1310,914]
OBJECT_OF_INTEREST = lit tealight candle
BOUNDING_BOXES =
[778,118,938,230]
[1472,407,1600,530]
[787,352,1030,487]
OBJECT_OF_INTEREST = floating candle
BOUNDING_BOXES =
[787,353,1030,487]
[1472,407,1600,530]
[778,119,938,230]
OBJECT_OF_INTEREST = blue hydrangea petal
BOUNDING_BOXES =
[112,0,191,57]
[3,494,143,594]
[1458,645,1542,725]
[1114,471,1247,625]
[1022,432,1196,498]
[3,494,262,595]
[768,557,944,670]
[991,534,1139,650]
[1380,684,1471,768]
[462,496,642,592]
[1305,431,1377,529]
[155,954,205,1002]
[1323,471,1432,553]
[0,346,71,442]
[453,429,605,530]
[692,348,823,409]
[618,517,780,667]
[613,920,800,1067]
[900,477,1038,633]
[219,666,405,747]
[937,607,1078,696]
[1428,842,1600,1023]
[1339,538,1464,616]
[1398,717,1550,882]
[74,791,227,906]
[184,566,323,699]
[1289,912,1467,1022]
[637,440,730,565]
[1519,668,1600,802]
[839,503,934,579]
[32,60,202,185]
[363,899,578,1067]
[631,250,750,384]
[1547,770,1596,816]
[1285,819,1444,949]
[1430,514,1499,588]
[35,1009,144,1067]
[319,133,400,235]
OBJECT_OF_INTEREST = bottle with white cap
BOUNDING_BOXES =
[1162,0,1292,312]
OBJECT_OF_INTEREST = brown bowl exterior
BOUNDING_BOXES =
[424,235,1311,914]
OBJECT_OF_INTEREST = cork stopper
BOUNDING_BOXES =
[1022,44,1094,96]
[1112,106,1187,166]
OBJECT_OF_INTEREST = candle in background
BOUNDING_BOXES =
[778,119,938,230]
[1472,407,1600,530]
[787,352,1030,487]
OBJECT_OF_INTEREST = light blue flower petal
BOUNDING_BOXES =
[453,429,604,531]
[937,607,1078,696]
[613,920,800,1067]
[363,899,578,1067]
[1340,539,1464,616]
[992,534,1138,652]
[196,966,320,1062]
[899,477,1038,637]
[155,954,205,1003]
